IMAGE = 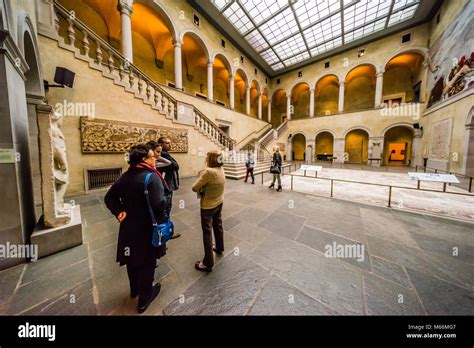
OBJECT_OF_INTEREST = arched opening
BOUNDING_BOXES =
[234,68,248,114]
[292,134,306,161]
[291,82,310,119]
[262,87,269,120]
[345,129,369,163]
[345,64,376,112]
[271,89,287,128]
[23,29,44,239]
[57,0,120,48]
[131,2,174,85]
[315,132,334,161]
[213,54,231,106]
[383,52,425,105]
[250,80,260,118]
[182,32,208,97]
[383,126,414,166]
[315,75,339,116]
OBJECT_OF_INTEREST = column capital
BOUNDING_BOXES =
[376,71,384,77]
[310,88,315,93]
[339,81,345,86]
[268,99,272,104]
[229,75,234,80]
[246,85,251,91]
[207,61,213,68]
[117,0,133,16]
[172,39,183,48]
[258,93,262,98]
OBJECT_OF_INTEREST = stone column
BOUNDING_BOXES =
[368,136,384,166]
[287,95,292,120]
[338,81,344,113]
[207,62,213,101]
[333,137,345,163]
[258,93,262,120]
[421,61,429,103]
[246,86,251,115]
[309,88,315,117]
[375,71,384,107]
[412,128,423,166]
[267,99,272,123]
[118,0,133,63]
[229,76,235,109]
[173,39,183,90]
[287,136,293,161]
[306,139,315,163]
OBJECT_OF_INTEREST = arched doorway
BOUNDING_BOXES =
[213,54,231,106]
[315,75,339,116]
[344,64,376,112]
[315,131,334,161]
[383,52,425,105]
[132,2,175,85]
[383,126,414,166]
[271,89,287,128]
[291,82,310,119]
[181,32,209,97]
[292,134,306,161]
[345,129,369,163]
[234,68,248,114]
[250,80,260,118]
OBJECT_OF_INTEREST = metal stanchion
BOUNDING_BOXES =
[291,175,293,190]
[388,186,392,207]
[330,179,333,197]
[469,177,473,193]
[261,172,264,185]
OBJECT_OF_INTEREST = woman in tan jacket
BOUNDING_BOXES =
[192,150,226,272]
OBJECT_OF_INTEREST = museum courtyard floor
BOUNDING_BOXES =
[1,173,473,316]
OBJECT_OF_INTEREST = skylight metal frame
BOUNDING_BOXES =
[210,0,422,72]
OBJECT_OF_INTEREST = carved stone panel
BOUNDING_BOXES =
[80,117,188,153]
[429,117,453,160]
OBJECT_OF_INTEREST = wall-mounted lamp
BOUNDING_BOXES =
[44,67,75,91]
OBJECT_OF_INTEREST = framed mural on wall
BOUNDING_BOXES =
[427,1,474,108]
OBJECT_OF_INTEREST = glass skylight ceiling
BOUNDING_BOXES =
[212,0,421,71]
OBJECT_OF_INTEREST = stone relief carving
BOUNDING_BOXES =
[80,117,188,153]
[429,117,453,160]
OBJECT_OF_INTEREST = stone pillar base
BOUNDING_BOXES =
[31,205,83,259]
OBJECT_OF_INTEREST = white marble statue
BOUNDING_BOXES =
[51,111,70,216]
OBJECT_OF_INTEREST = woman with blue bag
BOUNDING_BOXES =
[104,144,171,314]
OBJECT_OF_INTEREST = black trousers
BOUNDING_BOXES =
[126,258,156,306]
[201,203,224,268]
[245,168,255,182]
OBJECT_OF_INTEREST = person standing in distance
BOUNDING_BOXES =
[157,137,181,239]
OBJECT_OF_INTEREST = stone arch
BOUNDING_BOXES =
[314,129,337,139]
[315,130,335,161]
[289,80,314,93]
[291,132,307,161]
[179,29,210,62]
[315,73,342,86]
[344,63,377,112]
[382,46,428,69]
[343,126,373,138]
[233,67,249,86]
[211,52,232,72]
[315,74,340,116]
[344,128,370,163]
[381,123,414,137]
[17,11,44,97]
[134,0,177,40]
[343,61,380,81]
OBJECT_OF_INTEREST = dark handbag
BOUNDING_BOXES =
[270,162,281,174]
[144,173,174,247]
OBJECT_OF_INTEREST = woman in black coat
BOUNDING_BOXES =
[269,145,283,192]
[104,144,169,313]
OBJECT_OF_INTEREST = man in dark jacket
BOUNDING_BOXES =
[157,137,181,239]
[104,144,169,313]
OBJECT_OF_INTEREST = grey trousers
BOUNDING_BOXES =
[272,174,281,186]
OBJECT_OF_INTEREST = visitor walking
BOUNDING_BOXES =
[269,145,282,192]
[192,151,226,272]
[244,152,255,184]
[104,144,169,314]
[157,137,181,239]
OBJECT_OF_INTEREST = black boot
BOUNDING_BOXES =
[276,186,282,192]
[269,183,274,189]
[137,283,161,314]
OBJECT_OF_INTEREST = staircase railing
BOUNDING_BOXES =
[52,1,235,150]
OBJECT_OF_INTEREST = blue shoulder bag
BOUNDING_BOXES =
[144,173,174,247]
